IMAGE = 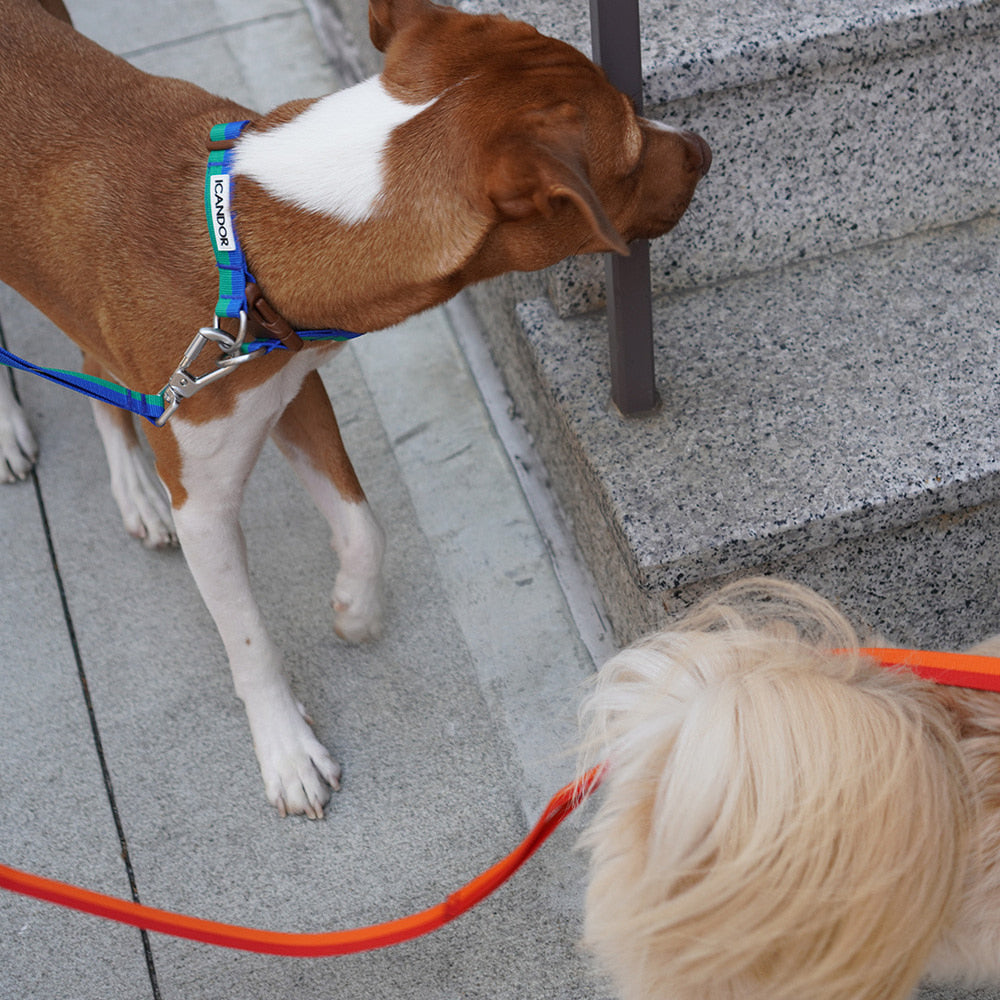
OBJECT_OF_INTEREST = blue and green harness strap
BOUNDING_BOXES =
[0,350,166,423]
[0,120,362,426]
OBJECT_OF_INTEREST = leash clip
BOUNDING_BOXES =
[155,313,259,426]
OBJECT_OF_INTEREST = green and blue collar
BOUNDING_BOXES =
[204,120,361,352]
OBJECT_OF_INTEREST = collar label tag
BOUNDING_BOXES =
[209,173,235,254]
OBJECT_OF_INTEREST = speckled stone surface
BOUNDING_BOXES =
[626,28,1000,311]
[459,0,999,101]
[506,215,1000,648]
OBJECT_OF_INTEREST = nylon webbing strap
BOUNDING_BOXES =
[0,347,165,422]
[205,120,252,319]
[206,119,363,346]
[0,767,605,956]
[860,647,1000,692]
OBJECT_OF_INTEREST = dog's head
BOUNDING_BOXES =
[235,0,710,329]
[369,0,710,279]
[578,579,972,1000]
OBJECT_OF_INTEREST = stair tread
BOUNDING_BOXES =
[515,215,1000,591]
[459,0,999,103]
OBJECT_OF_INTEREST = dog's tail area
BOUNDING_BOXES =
[578,578,972,1000]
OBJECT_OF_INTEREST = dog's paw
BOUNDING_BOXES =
[0,393,38,483]
[332,575,383,643]
[109,446,177,549]
[252,695,342,819]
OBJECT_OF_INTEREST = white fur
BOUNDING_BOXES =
[274,438,385,643]
[167,344,388,818]
[89,400,175,548]
[234,76,433,225]
[0,373,37,482]
[171,401,338,817]
[646,119,685,135]
[579,579,975,1000]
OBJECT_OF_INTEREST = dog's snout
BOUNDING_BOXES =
[683,130,712,177]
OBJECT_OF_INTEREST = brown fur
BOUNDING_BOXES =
[0,0,708,496]
[0,0,709,816]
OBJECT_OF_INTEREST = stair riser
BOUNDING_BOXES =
[503,214,1000,647]
[661,500,1000,651]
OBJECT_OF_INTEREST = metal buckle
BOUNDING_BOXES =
[155,313,260,426]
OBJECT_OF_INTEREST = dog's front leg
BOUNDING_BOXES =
[0,371,37,482]
[272,370,385,643]
[162,412,341,818]
[84,354,176,547]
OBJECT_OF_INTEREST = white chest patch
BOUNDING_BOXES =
[233,76,433,225]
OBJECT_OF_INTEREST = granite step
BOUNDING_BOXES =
[492,213,1000,648]
[307,0,1000,648]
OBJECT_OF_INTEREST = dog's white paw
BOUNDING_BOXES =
[332,574,383,643]
[250,693,342,819]
[0,385,37,483]
[109,446,177,549]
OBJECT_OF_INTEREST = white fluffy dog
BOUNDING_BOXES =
[578,577,1000,1000]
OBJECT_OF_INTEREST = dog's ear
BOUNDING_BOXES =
[485,124,630,257]
[369,0,435,52]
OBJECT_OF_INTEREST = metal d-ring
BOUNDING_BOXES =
[199,312,248,355]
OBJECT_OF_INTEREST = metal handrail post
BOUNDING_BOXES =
[589,0,658,415]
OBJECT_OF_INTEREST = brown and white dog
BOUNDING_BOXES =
[579,577,1000,1000]
[0,0,709,817]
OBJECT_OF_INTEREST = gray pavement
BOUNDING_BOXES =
[0,2,608,996]
[4,3,999,999]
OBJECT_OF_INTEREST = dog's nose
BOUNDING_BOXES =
[683,130,712,177]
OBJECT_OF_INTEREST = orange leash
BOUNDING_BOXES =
[0,766,604,957]
[859,647,1000,693]
[3,647,999,956]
